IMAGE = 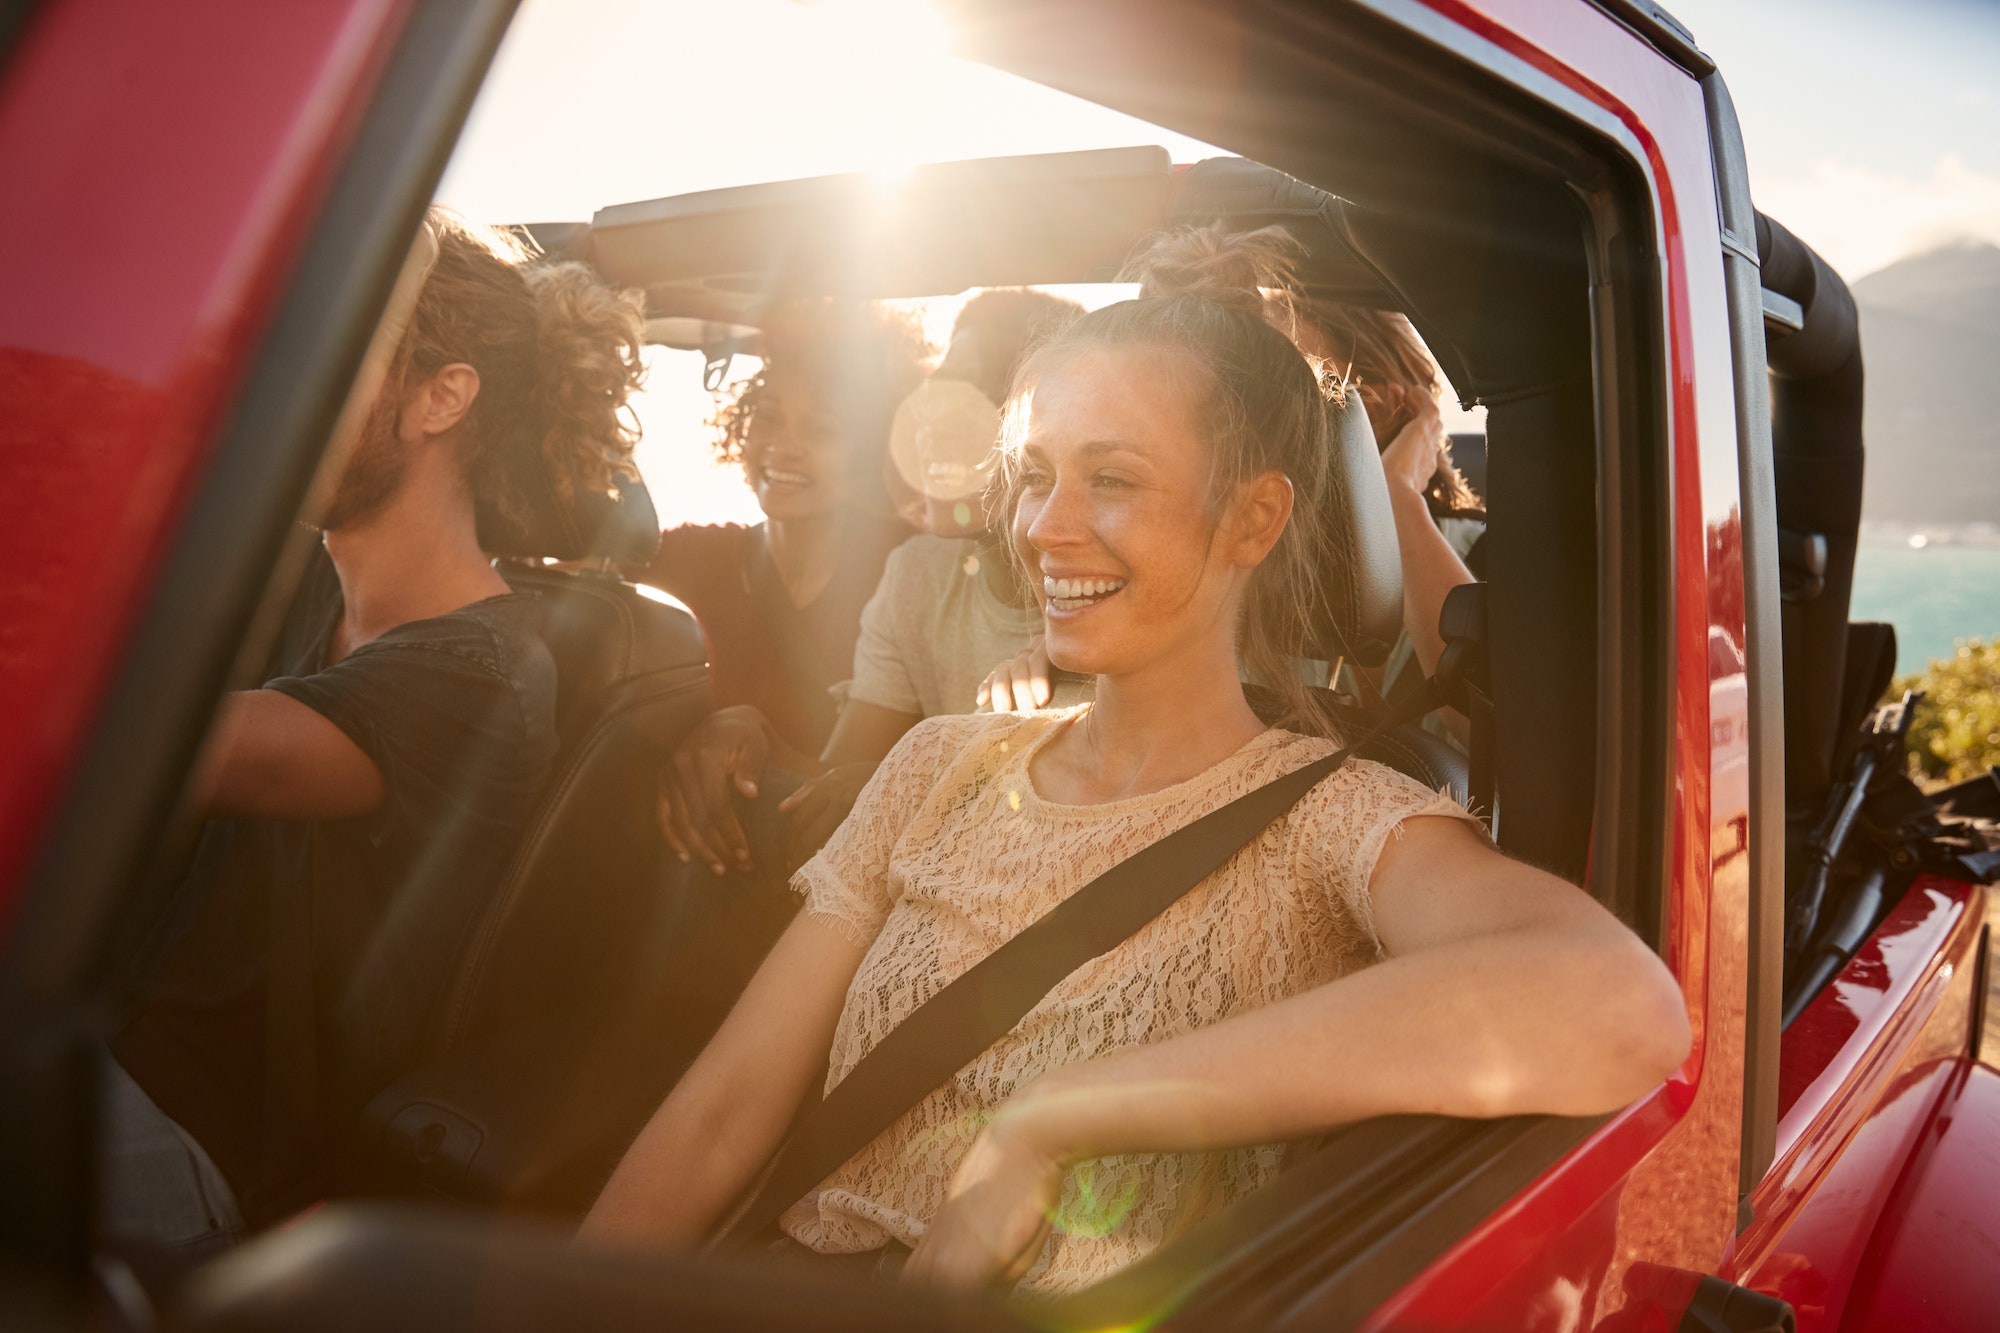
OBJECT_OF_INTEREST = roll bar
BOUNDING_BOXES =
[1756,211,1865,821]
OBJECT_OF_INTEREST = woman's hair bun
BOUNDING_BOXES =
[1119,223,1303,319]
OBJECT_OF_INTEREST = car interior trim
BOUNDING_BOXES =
[1582,0,1716,78]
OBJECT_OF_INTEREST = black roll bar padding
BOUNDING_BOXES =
[1755,212,1866,818]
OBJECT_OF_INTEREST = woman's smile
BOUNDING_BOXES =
[755,460,817,493]
[1042,574,1127,612]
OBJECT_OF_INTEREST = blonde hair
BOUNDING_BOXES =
[998,224,1348,737]
[393,208,646,522]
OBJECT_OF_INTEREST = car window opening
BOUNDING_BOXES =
[89,3,1708,1321]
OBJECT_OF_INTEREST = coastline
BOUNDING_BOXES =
[1851,529,2000,676]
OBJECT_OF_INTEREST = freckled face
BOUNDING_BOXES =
[1010,347,1248,678]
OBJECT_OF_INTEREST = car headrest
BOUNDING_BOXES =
[477,464,661,566]
[499,564,707,742]
[1313,391,1404,669]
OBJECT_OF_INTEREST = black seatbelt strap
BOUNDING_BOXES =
[717,680,1444,1246]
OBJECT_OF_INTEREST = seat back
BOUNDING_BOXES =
[436,565,709,1051]
[1164,160,1408,670]
[344,566,720,1209]
[1757,213,1867,820]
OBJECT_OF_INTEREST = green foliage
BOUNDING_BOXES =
[1896,638,2000,788]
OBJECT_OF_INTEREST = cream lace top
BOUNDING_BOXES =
[780,707,1479,1297]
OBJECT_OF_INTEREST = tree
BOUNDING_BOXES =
[1896,638,2000,788]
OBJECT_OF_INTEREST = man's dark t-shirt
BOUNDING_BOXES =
[114,549,557,1216]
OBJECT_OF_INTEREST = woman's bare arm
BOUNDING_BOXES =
[579,912,868,1248]
[906,817,1689,1288]
[1378,401,1476,677]
[1008,819,1681,1139]
[1387,486,1476,677]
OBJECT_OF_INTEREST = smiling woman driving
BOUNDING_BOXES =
[580,227,1689,1298]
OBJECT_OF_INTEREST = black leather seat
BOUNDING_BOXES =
[430,564,709,1048]
[338,478,718,1208]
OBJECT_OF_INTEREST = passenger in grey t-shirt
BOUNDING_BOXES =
[847,533,1087,719]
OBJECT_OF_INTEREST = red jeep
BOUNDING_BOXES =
[2,2,1997,1329]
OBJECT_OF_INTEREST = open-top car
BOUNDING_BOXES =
[3,1,1998,1329]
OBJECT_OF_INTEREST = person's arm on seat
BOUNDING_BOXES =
[904,816,1690,1291]
[579,909,867,1248]
[191,690,385,820]
[659,705,821,876]
[1378,395,1475,677]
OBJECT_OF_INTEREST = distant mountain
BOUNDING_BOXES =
[1849,240,2000,525]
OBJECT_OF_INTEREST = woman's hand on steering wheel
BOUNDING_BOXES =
[658,705,772,876]
[976,635,1052,713]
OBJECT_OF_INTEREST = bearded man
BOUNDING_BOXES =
[106,210,647,1247]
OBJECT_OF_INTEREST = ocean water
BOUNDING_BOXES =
[1849,542,2000,677]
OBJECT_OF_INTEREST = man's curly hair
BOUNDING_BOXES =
[394,209,646,522]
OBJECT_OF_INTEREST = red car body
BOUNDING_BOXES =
[1,1,1992,1328]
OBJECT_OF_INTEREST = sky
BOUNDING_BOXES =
[435,0,1221,225]
[1670,0,2000,279]
[434,0,2000,525]
[435,0,1228,525]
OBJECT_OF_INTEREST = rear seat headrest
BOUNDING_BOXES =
[477,460,661,566]
[1314,391,1404,668]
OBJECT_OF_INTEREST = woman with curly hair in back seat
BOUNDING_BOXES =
[640,302,924,878]
[581,226,1688,1298]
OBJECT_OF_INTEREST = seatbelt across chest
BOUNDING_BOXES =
[717,680,1444,1246]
